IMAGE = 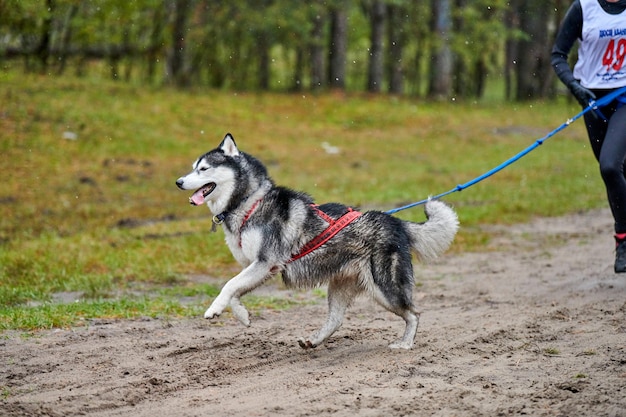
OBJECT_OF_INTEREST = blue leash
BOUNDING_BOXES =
[385,85,626,215]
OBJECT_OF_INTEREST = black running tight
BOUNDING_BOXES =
[584,92,626,234]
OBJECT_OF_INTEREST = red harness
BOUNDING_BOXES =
[236,199,262,247]
[236,201,362,262]
[289,205,362,262]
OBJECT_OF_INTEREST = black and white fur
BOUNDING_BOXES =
[176,134,459,349]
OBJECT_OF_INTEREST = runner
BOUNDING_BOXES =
[552,0,626,272]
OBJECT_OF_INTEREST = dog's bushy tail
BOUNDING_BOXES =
[406,200,459,263]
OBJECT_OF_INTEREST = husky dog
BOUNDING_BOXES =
[176,134,458,349]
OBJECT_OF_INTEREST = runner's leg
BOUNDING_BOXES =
[598,105,626,233]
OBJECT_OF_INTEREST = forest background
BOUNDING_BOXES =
[1,0,573,100]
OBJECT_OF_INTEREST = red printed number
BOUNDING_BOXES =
[602,39,626,71]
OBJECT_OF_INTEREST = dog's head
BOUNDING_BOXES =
[176,133,241,207]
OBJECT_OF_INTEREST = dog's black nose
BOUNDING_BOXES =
[176,178,184,190]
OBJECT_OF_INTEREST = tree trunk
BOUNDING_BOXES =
[387,3,405,95]
[257,31,270,90]
[474,59,487,98]
[328,4,348,90]
[309,10,326,90]
[167,0,192,87]
[515,0,553,100]
[367,0,386,93]
[504,2,519,100]
[428,0,453,99]
[292,48,304,91]
[147,4,166,84]
[56,4,78,75]
[36,0,54,72]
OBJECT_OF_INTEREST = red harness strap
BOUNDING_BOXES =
[238,199,262,247]
[289,206,362,262]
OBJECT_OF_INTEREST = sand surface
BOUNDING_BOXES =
[2,208,625,416]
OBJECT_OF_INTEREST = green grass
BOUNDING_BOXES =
[543,347,561,356]
[0,297,198,330]
[0,70,605,330]
[0,285,308,331]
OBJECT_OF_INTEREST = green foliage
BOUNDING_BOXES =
[0,0,557,97]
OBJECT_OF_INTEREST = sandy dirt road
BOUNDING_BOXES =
[2,208,625,416]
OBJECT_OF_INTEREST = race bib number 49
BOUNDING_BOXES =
[603,38,626,71]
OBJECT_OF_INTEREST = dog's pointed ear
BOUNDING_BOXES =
[219,133,240,157]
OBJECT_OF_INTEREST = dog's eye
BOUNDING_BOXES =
[199,167,208,171]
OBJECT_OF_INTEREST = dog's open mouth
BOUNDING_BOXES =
[189,183,216,206]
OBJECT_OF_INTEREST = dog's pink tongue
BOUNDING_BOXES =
[190,189,205,206]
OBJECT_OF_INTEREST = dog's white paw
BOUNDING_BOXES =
[205,296,230,319]
[297,337,316,350]
[388,340,413,350]
[231,303,251,327]
[204,307,222,319]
